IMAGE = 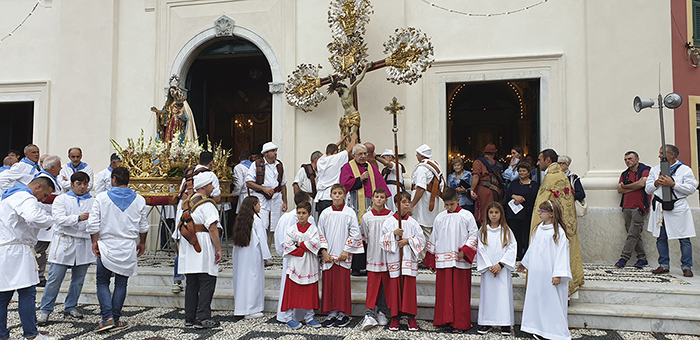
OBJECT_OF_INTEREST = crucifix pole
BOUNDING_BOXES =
[385,97,405,278]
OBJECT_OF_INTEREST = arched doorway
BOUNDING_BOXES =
[447,80,540,169]
[185,38,272,159]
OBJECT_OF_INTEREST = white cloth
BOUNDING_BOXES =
[49,193,96,266]
[232,215,272,315]
[314,151,348,202]
[381,215,425,278]
[477,225,517,326]
[245,159,286,231]
[383,163,404,212]
[360,209,392,272]
[411,159,443,227]
[645,161,698,239]
[317,204,363,271]
[174,194,220,277]
[58,163,95,193]
[293,166,316,195]
[86,191,149,277]
[520,223,571,340]
[0,161,40,191]
[233,163,251,213]
[284,223,322,285]
[193,171,216,190]
[94,167,112,194]
[0,191,55,291]
[427,208,478,269]
[273,210,315,322]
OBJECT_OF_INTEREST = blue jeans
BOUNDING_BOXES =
[0,286,38,339]
[96,258,129,323]
[657,224,693,270]
[174,255,184,282]
[40,263,90,314]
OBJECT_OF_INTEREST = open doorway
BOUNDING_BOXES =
[185,38,273,159]
[0,101,33,155]
[446,80,540,169]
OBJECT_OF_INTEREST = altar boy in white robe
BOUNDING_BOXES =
[476,201,517,335]
[38,171,96,326]
[87,167,149,332]
[176,171,223,329]
[424,188,478,333]
[273,191,315,324]
[0,177,57,340]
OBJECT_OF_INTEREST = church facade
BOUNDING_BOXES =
[0,0,698,261]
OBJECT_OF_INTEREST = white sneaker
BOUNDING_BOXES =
[244,312,265,319]
[171,282,183,294]
[26,334,56,340]
[361,315,378,331]
[376,311,388,326]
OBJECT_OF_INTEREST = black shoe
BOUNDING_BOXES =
[321,317,337,327]
[333,315,351,327]
[500,326,512,336]
[37,280,47,288]
[194,319,220,329]
[477,325,493,334]
[351,269,367,276]
[185,320,195,327]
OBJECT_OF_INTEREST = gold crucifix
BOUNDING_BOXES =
[384,97,404,116]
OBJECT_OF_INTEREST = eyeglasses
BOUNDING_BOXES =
[537,210,551,214]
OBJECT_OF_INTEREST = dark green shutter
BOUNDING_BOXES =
[694,0,700,46]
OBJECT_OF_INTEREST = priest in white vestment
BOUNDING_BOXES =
[0,177,57,340]
[87,167,149,331]
[38,171,96,325]
[232,196,272,318]
[176,171,223,329]
[57,147,95,193]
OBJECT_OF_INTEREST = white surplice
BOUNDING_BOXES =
[360,209,392,272]
[283,223,322,284]
[381,214,425,278]
[58,163,95,193]
[86,191,149,277]
[49,193,96,266]
[0,161,40,191]
[476,225,517,326]
[273,211,316,322]
[411,159,443,227]
[645,161,698,239]
[314,151,348,202]
[232,215,272,315]
[176,194,221,277]
[427,208,478,269]
[0,190,55,291]
[94,167,113,195]
[521,223,572,340]
[317,204,364,271]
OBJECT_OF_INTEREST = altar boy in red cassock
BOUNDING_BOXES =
[381,191,425,331]
[280,202,322,330]
[424,188,478,332]
[317,184,364,327]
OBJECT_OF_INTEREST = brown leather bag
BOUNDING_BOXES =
[252,158,284,199]
[175,167,214,253]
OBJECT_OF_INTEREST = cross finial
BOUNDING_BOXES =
[384,97,405,115]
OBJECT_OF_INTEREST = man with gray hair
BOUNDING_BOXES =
[646,144,697,277]
[58,147,95,193]
[293,150,322,214]
[0,143,42,190]
[0,155,17,173]
[35,155,63,287]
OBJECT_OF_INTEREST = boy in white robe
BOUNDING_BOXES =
[381,191,425,331]
[424,188,478,332]
[176,172,223,329]
[280,202,322,329]
[360,188,392,330]
[38,171,96,325]
[273,191,316,324]
[87,167,149,332]
[0,177,56,340]
[476,201,517,335]
[519,201,572,340]
[317,183,363,327]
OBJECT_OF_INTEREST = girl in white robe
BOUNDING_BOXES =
[519,200,572,340]
[476,202,517,334]
[232,196,272,317]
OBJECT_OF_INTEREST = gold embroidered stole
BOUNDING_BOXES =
[349,159,376,222]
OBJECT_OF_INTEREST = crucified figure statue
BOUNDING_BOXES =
[329,61,371,138]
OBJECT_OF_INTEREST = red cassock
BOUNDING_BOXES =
[366,271,390,309]
[424,244,476,330]
[281,277,319,311]
[321,264,352,315]
[386,275,417,317]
